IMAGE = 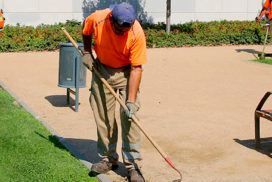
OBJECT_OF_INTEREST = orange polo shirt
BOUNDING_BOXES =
[264,0,272,19]
[82,8,147,68]
[0,11,4,29]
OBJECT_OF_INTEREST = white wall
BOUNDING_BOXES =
[0,0,84,26]
[0,0,265,26]
[145,0,263,24]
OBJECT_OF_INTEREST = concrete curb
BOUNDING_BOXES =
[0,81,112,182]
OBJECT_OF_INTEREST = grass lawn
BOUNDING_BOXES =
[0,88,97,182]
[251,58,272,65]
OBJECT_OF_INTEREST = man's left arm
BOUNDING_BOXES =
[127,23,147,103]
[125,65,142,120]
[125,22,147,118]
[127,65,142,103]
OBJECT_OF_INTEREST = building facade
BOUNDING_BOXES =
[0,0,264,26]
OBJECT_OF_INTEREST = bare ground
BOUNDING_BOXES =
[1,45,272,182]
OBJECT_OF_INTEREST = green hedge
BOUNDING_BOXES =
[0,20,269,52]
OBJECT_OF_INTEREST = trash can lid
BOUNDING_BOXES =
[59,42,84,47]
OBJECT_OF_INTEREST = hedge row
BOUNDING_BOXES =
[0,20,270,52]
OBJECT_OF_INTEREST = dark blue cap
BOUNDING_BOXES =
[110,2,136,27]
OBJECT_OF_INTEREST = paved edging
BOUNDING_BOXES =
[0,81,112,182]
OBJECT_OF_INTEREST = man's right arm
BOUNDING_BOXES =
[256,0,270,22]
[82,20,94,70]
[82,20,93,53]
[256,7,267,22]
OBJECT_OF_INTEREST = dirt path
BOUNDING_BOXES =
[1,45,272,182]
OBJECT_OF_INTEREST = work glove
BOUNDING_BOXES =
[82,51,94,71]
[125,101,139,121]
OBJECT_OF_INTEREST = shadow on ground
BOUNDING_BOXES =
[66,138,128,177]
[45,95,79,111]
[234,137,272,158]
[235,49,261,59]
[35,131,67,150]
[36,131,128,178]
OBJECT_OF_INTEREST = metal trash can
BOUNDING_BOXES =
[58,43,86,88]
[58,42,86,112]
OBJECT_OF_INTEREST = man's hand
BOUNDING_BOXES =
[125,101,139,121]
[82,51,94,70]
[256,17,260,22]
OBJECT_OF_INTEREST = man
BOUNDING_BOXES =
[256,0,271,22]
[82,2,147,182]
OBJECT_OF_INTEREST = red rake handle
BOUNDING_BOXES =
[166,157,182,181]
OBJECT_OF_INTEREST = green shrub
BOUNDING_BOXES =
[0,19,269,52]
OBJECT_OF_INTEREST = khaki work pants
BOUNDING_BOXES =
[89,61,142,170]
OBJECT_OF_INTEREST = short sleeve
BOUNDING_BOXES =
[82,14,95,36]
[264,0,270,9]
[129,26,147,66]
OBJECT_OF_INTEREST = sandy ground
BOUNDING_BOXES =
[1,45,272,182]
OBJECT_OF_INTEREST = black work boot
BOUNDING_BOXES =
[128,169,145,182]
[91,161,118,173]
